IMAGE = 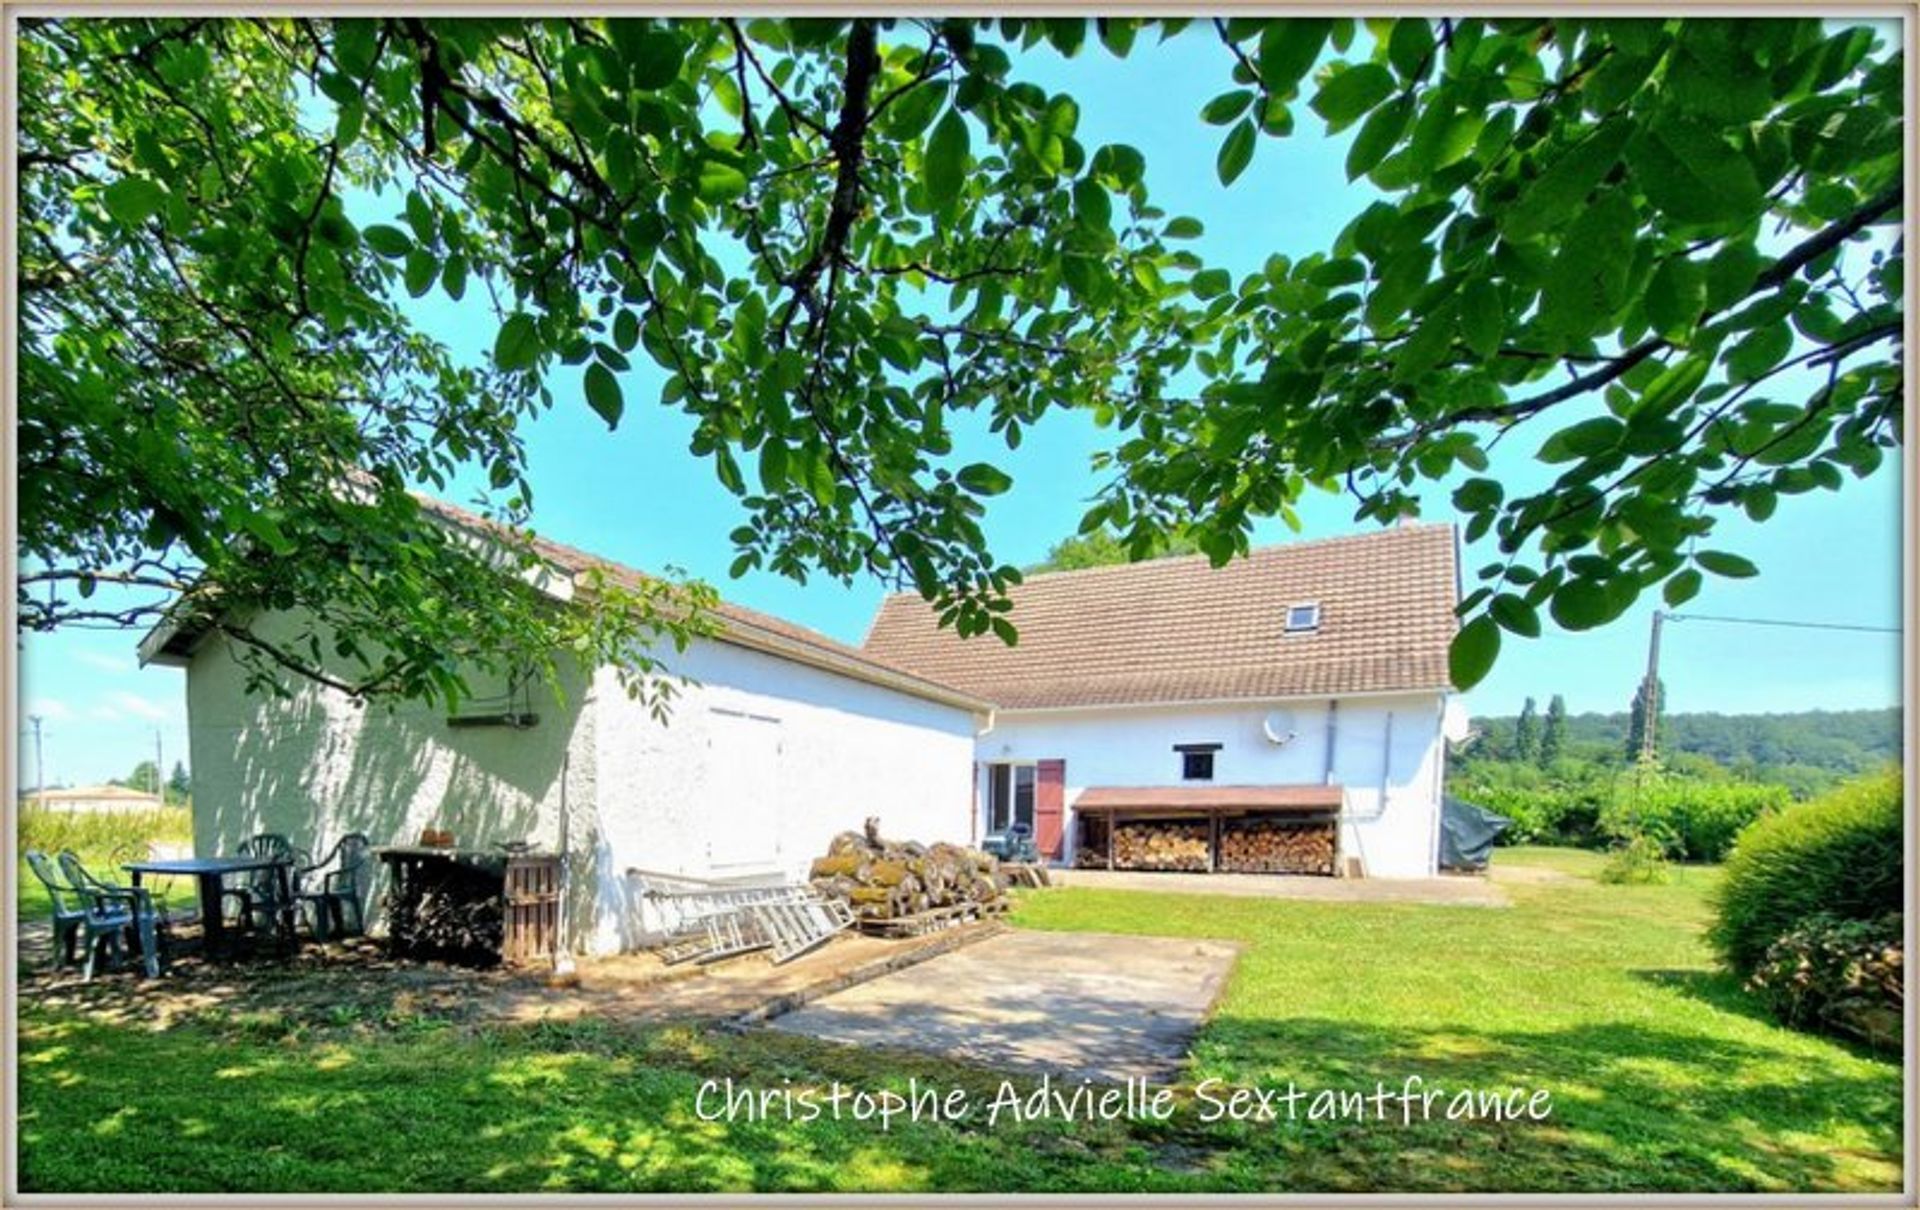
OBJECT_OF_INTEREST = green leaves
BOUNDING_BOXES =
[1256,19,1329,94]
[1549,578,1616,631]
[1644,257,1705,339]
[1725,321,1793,383]
[696,158,748,203]
[1450,614,1501,690]
[1502,119,1633,241]
[1538,417,1625,463]
[1345,95,1410,181]
[1539,190,1636,338]
[609,22,684,90]
[1696,550,1759,579]
[1309,62,1393,132]
[363,224,412,258]
[23,14,1904,709]
[1490,593,1542,639]
[1216,119,1256,184]
[583,362,624,428]
[924,108,969,210]
[956,463,1012,496]
[102,176,166,226]
[1626,118,1765,226]
[493,314,541,373]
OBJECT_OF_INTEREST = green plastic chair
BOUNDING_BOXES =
[295,833,371,941]
[55,852,162,979]
[24,850,84,970]
[224,833,300,936]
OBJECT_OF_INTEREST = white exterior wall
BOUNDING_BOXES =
[586,636,979,953]
[977,693,1449,878]
[183,611,977,955]
[182,612,598,933]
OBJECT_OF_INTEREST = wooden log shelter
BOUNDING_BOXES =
[376,846,562,967]
[1072,785,1343,876]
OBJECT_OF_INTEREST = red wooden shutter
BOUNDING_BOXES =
[1035,759,1066,860]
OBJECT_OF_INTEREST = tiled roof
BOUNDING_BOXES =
[142,490,991,713]
[862,524,1458,710]
[1073,785,1345,812]
[415,497,992,713]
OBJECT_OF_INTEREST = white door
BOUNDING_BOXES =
[705,709,784,872]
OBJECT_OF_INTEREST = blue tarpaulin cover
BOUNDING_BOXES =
[1439,795,1512,871]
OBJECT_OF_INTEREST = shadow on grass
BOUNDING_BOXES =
[1636,967,1902,1064]
[1194,1011,1902,1193]
[17,968,1905,1195]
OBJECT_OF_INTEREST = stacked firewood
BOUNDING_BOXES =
[384,858,505,965]
[1219,820,1337,874]
[1112,820,1209,871]
[809,818,1009,923]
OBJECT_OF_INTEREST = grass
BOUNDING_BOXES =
[16,848,1901,1193]
[17,804,199,918]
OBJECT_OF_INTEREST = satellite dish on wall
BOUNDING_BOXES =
[1262,709,1299,746]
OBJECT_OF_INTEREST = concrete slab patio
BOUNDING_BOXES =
[1046,868,1509,906]
[767,929,1241,1081]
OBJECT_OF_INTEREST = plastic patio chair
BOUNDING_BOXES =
[224,833,302,936]
[294,833,372,941]
[24,850,85,970]
[55,852,162,979]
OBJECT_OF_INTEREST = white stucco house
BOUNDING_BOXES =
[862,523,1463,879]
[144,501,1460,955]
[141,500,990,955]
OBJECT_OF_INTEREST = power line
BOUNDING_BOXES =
[1666,612,1901,635]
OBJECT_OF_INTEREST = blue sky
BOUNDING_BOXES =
[18,20,1904,788]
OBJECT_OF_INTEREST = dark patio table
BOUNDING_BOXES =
[123,855,296,955]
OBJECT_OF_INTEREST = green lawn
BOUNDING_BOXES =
[16,848,1901,1193]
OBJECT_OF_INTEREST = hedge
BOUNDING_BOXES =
[1709,769,1903,978]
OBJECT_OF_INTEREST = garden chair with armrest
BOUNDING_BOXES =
[57,851,166,977]
[223,832,301,936]
[24,850,85,970]
[295,833,372,941]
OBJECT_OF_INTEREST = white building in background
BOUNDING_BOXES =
[144,499,1459,955]
[22,784,165,814]
[863,524,1462,878]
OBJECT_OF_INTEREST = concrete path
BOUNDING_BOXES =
[768,929,1240,1081]
[1047,868,1508,906]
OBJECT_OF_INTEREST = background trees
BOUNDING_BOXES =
[19,17,1903,703]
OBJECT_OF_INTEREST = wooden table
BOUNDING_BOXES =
[124,855,296,954]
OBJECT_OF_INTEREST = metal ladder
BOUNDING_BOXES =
[750,894,855,964]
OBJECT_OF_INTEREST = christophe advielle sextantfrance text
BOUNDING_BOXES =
[694,1075,1555,1131]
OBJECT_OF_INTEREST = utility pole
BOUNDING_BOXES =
[29,715,46,809]
[154,729,164,801]
[1638,610,1665,763]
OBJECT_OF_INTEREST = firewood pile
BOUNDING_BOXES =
[1219,819,1337,874]
[383,856,505,965]
[809,818,1010,927]
[1112,820,1210,871]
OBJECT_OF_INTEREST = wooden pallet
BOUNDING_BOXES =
[854,899,1007,938]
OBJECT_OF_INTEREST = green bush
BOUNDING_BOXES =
[1747,912,1902,1052]
[1451,761,1609,846]
[1710,770,1903,977]
[1602,775,1789,863]
[1597,832,1670,885]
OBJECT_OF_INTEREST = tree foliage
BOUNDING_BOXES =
[1540,693,1568,765]
[1513,696,1540,762]
[19,17,1904,703]
[1028,526,1201,573]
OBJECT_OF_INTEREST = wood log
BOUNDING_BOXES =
[1112,820,1209,872]
[1218,819,1336,874]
